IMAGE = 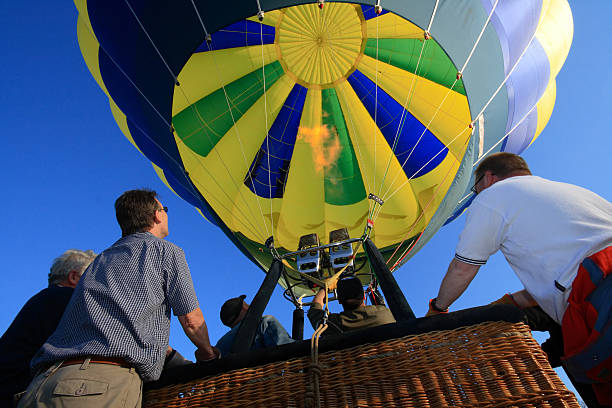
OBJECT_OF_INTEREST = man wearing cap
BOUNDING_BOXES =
[18,189,219,408]
[215,295,294,357]
[308,277,395,335]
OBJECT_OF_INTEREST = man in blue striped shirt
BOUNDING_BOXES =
[19,189,218,408]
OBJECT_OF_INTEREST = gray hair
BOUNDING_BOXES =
[48,249,97,286]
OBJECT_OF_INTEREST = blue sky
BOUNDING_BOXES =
[1,0,610,399]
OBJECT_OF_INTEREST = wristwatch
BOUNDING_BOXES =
[430,297,449,313]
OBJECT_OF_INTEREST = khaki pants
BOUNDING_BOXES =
[17,359,142,408]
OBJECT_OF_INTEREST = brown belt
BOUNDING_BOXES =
[61,356,132,369]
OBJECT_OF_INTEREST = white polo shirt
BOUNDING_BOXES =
[455,176,612,324]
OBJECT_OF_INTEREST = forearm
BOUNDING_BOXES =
[435,258,481,310]
[178,307,214,351]
[312,288,326,308]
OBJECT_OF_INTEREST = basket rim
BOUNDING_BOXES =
[146,304,525,391]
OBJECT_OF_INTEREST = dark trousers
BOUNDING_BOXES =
[522,306,609,408]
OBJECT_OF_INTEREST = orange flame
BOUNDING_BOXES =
[297,125,342,173]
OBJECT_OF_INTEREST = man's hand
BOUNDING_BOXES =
[326,276,339,291]
[490,290,537,308]
[195,346,220,362]
[490,293,520,307]
[164,347,193,369]
[425,298,449,317]
[312,287,326,308]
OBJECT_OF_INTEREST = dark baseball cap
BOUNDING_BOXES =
[337,277,364,302]
[220,295,246,327]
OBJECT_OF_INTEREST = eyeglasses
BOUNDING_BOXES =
[470,174,485,195]
[158,206,168,213]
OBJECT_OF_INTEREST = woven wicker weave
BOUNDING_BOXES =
[144,321,580,407]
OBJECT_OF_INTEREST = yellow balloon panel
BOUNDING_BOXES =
[365,12,424,39]
[173,44,278,116]
[536,0,573,79]
[356,55,471,161]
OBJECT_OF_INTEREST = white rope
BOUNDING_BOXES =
[376,0,500,213]
[387,154,457,269]
[458,0,499,74]
[472,17,541,124]
[188,0,210,38]
[374,23,431,200]
[445,81,551,227]
[194,22,272,240]
[80,18,266,239]
[384,69,544,230]
[129,0,265,234]
[376,127,471,220]
[335,85,373,197]
[124,0,179,84]
[370,0,440,221]
[455,191,474,209]
[187,0,273,240]
[255,0,264,19]
[372,8,380,217]
[257,1,275,241]
[380,139,464,267]
[426,0,440,32]
[475,92,541,167]
[384,0,547,221]
[99,0,269,240]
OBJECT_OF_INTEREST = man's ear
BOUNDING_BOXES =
[152,209,162,225]
[489,171,502,185]
[67,270,81,287]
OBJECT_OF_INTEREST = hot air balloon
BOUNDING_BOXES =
[75,0,571,315]
[73,1,580,406]
[75,0,571,294]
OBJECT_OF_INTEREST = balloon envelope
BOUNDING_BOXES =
[75,0,572,293]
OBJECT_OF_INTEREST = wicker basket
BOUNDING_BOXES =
[144,321,579,407]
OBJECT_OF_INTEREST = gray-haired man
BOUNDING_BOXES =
[18,189,218,407]
[0,249,96,406]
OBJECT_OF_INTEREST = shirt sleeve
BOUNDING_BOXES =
[307,303,324,330]
[214,327,238,357]
[165,245,200,316]
[455,200,507,266]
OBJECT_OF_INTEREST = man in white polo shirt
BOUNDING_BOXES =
[427,152,612,405]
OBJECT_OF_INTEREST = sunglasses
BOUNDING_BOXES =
[470,174,485,195]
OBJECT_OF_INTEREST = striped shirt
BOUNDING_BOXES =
[32,232,199,381]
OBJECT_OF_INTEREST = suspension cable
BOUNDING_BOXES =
[256,0,276,242]
[374,0,500,221]
[375,0,440,205]
[381,1,561,270]
[386,155,457,269]
[84,36,263,239]
[126,0,269,241]
[391,82,552,269]
[335,84,373,197]
[185,0,274,239]
[370,4,381,220]
[86,1,268,240]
